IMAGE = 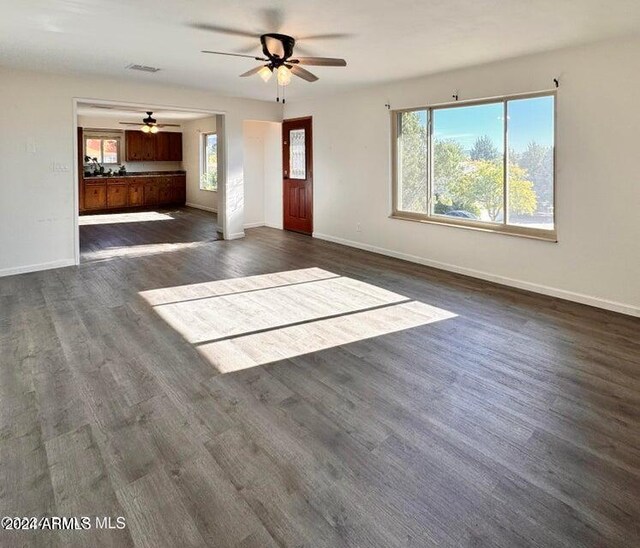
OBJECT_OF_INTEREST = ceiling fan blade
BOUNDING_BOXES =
[202,50,267,61]
[190,23,258,39]
[291,57,347,67]
[235,43,261,54]
[296,33,352,40]
[239,65,265,77]
[290,65,319,82]
[119,122,181,127]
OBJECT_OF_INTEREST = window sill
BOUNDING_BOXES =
[199,188,218,193]
[390,213,557,242]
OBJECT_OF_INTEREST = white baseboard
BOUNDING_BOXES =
[243,222,283,229]
[312,232,640,317]
[185,202,217,213]
[227,232,245,240]
[0,259,76,278]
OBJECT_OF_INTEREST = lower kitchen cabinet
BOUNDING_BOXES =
[107,183,128,208]
[80,174,185,213]
[158,179,173,205]
[84,183,107,210]
[128,183,144,207]
[143,181,159,205]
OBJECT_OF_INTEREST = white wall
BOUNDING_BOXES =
[263,122,283,229]
[283,35,640,315]
[243,121,266,227]
[242,120,282,229]
[183,116,217,212]
[0,66,281,275]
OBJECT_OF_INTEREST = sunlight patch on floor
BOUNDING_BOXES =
[198,301,456,372]
[140,269,456,373]
[82,240,212,261]
[140,267,337,306]
[79,211,174,225]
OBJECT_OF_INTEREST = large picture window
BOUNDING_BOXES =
[392,93,555,239]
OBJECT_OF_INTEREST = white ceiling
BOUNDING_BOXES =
[76,104,212,122]
[1,0,639,102]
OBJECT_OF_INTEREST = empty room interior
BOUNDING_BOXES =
[1,1,639,547]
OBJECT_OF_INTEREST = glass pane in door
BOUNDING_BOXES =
[289,129,306,179]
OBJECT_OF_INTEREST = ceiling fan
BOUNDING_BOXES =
[119,111,180,133]
[201,33,346,100]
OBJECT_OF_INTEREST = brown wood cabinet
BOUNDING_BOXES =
[158,178,173,205]
[125,131,144,161]
[124,130,182,162]
[174,176,186,203]
[128,183,144,207]
[84,183,107,210]
[167,133,183,161]
[107,182,128,209]
[143,180,159,205]
[80,174,185,213]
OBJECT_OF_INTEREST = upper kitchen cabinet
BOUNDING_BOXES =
[167,132,183,161]
[125,130,152,161]
[125,130,182,162]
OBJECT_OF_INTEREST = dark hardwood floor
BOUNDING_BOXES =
[79,207,220,263]
[1,206,639,547]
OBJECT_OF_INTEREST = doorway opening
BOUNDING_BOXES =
[73,100,225,263]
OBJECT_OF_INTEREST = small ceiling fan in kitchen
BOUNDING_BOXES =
[119,112,180,133]
[196,18,348,102]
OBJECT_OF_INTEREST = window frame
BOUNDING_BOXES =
[200,132,218,192]
[83,130,122,165]
[391,91,557,242]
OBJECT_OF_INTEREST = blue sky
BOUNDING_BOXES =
[423,96,554,153]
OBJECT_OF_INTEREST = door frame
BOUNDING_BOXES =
[282,116,313,234]
[72,97,226,265]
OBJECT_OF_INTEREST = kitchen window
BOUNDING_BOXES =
[200,132,218,191]
[84,132,122,165]
[392,92,556,240]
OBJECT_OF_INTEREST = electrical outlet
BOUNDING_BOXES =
[356,223,361,232]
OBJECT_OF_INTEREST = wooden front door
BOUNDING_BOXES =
[283,117,313,234]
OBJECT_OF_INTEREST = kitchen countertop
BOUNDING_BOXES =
[83,170,186,180]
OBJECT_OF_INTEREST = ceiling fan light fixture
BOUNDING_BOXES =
[141,124,150,133]
[258,66,273,82]
[149,125,159,134]
[277,65,291,86]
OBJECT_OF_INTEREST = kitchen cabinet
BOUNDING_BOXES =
[167,132,183,161]
[84,183,107,210]
[107,182,128,208]
[125,131,144,161]
[128,182,144,207]
[125,130,182,162]
[80,173,185,213]
[143,180,159,205]
[157,177,175,205]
